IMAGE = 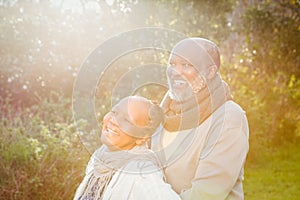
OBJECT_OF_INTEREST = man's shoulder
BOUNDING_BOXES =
[221,100,249,132]
[211,100,248,128]
[223,100,246,117]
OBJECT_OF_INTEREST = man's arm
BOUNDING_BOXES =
[103,161,181,200]
[181,107,249,200]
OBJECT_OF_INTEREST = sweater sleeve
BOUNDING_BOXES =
[180,105,249,200]
[103,161,181,200]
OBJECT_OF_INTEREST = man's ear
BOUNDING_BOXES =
[207,65,218,79]
[135,138,148,146]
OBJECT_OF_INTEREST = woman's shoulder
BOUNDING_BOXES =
[120,159,162,176]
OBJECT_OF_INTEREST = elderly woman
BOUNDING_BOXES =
[74,96,180,200]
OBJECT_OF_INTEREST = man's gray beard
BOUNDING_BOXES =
[167,76,194,102]
[168,86,194,102]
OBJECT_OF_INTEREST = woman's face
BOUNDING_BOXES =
[100,98,150,151]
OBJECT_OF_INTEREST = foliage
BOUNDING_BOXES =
[237,0,300,147]
[0,0,300,199]
[0,0,235,106]
[0,95,89,199]
[241,0,300,75]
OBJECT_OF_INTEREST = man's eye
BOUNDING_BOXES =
[183,63,193,68]
[110,110,117,115]
[123,117,132,124]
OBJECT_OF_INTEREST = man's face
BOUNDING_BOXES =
[100,98,149,151]
[167,54,207,102]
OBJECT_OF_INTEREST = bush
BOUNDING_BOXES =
[0,95,89,200]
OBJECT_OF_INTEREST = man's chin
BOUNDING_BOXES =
[170,95,190,102]
[169,89,194,102]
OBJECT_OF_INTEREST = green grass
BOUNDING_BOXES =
[244,144,300,200]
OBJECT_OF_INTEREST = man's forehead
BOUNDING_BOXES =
[169,54,192,63]
[169,39,215,68]
[172,40,208,57]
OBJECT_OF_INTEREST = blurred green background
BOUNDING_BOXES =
[0,0,299,199]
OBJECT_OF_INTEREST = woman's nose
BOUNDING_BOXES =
[103,112,115,125]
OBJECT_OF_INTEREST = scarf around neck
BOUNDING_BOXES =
[162,74,232,132]
[75,144,161,200]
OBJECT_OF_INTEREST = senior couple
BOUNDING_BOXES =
[74,38,249,200]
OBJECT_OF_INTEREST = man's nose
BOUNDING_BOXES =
[169,65,184,76]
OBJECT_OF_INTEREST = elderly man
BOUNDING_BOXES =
[74,96,180,200]
[152,38,249,199]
